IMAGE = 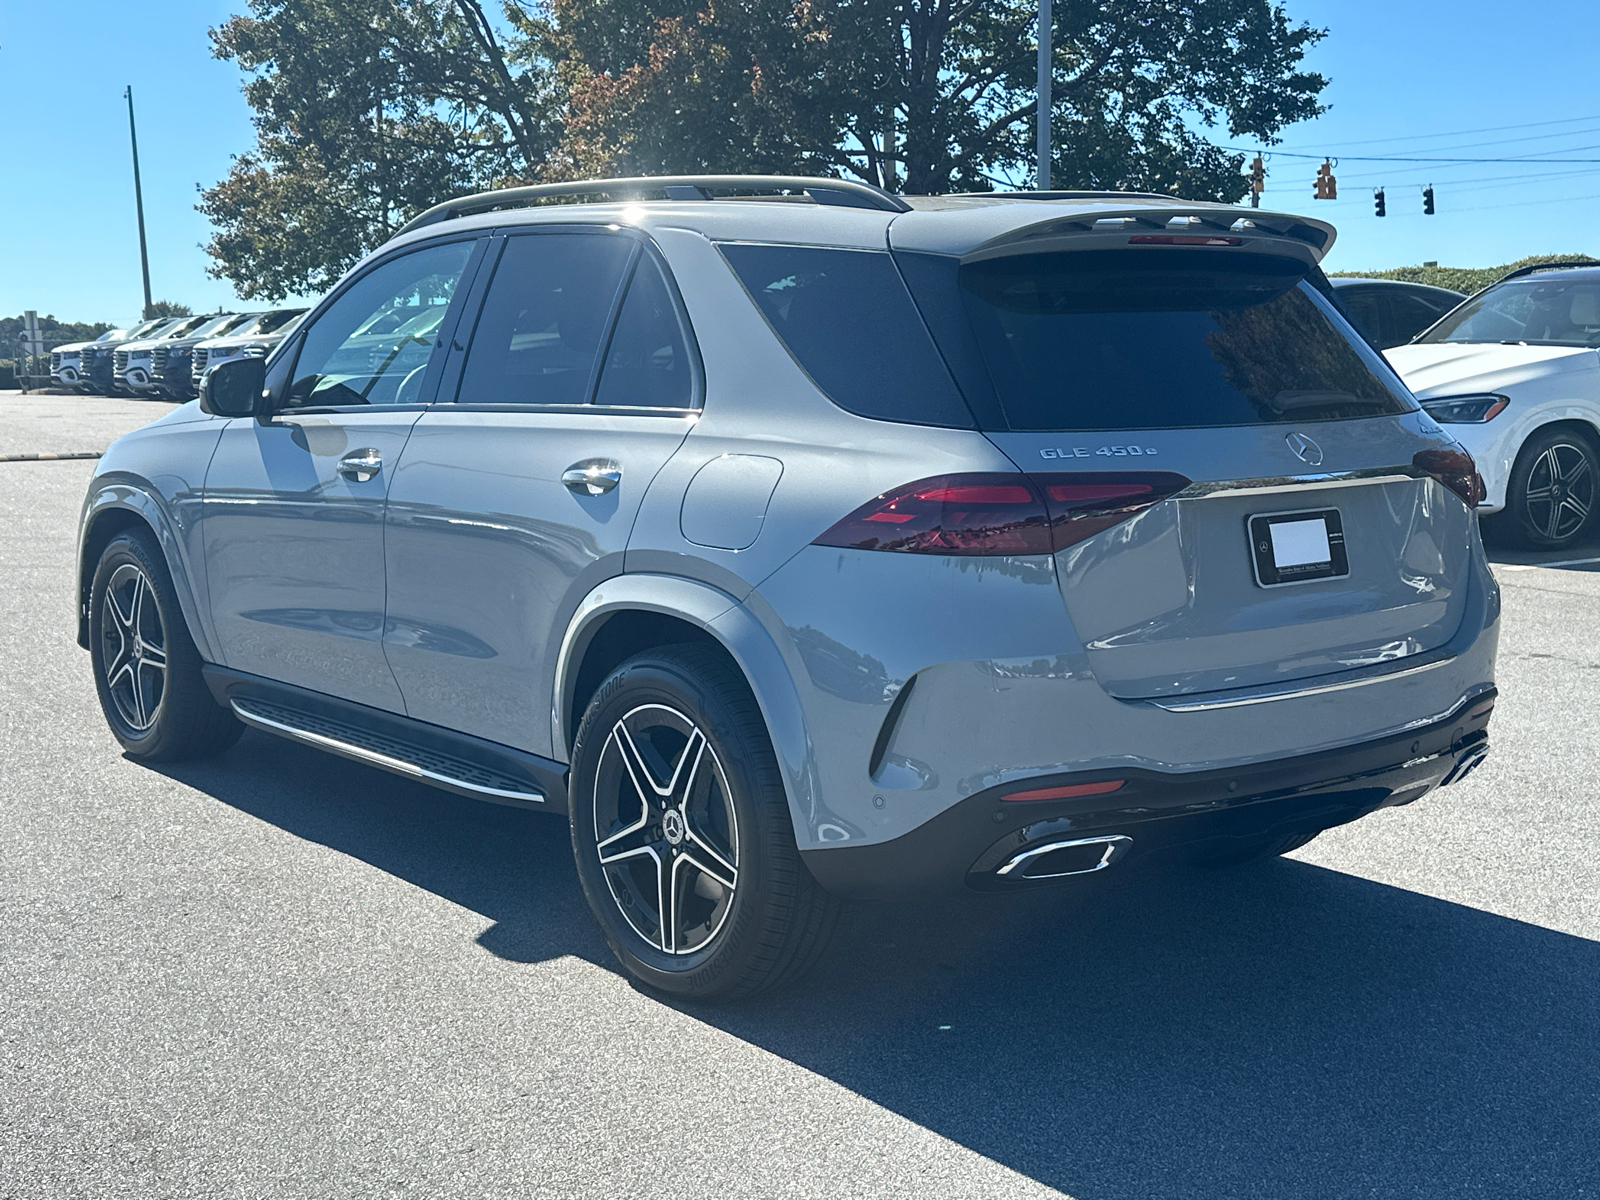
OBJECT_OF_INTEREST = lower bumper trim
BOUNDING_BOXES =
[801,688,1495,900]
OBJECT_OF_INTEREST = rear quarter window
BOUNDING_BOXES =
[719,243,975,428]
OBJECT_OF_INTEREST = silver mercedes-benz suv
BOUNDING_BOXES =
[77,176,1499,1000]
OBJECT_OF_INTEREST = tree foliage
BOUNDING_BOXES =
[147,300,194,318]
[202,0,1330,296]
[200,0,559,300]
[540,0,1327,196]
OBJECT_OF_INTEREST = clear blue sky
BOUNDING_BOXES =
[4,0,1599,325]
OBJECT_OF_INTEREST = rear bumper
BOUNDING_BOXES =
[801,688,1495,900]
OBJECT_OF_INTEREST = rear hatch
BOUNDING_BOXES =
[894,232,1479,700]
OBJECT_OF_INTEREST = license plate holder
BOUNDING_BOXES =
[1249,509,1348,587]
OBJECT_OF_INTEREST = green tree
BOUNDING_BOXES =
[200,0,560,300]
[539,0,1327,197]
[147,300,194,318]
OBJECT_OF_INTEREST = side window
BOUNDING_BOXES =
[594,253,696,408]
[720,243,974,428]
[456,232,634,405]
[288,241,474,408]
[1390,291,1452,343]
[1337,287,1385,347]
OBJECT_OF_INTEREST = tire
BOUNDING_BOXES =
[569,645,839,1002]
[1501,426,1600,550]
[88,529,242,762]
[1195,830,1320,868]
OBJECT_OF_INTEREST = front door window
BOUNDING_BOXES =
[288,241,475,408]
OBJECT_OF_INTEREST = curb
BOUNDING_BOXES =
[0,451,104,462]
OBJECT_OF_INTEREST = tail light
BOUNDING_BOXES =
[1413,446,1485,508]
[812,471,1191,556]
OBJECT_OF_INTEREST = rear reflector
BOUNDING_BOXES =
[1002,779,1126,802]
[813,472,1191,556]
[1413,446,1485,508]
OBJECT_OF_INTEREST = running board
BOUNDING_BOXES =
[230,696,548,809]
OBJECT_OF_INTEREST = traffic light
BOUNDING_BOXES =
[1249,155,1265,208]
[1374,188,1387,218]
[1423,185,1436,215]
[1314,159,1337,200]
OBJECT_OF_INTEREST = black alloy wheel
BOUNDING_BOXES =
[569,646,838,1001]
[1504,427,1599,550]
[89,530,242,762]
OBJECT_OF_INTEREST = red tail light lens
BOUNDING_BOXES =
[1413,446,1485,509]
[813,471,1191,556]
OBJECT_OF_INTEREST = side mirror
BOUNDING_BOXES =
[199,356,268,418]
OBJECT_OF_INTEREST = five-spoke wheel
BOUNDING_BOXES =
[100,562,168,731]
[89,529,242,761]
[569,646,838,1001]
[593,705,740,955]
[1503,427,1599,550]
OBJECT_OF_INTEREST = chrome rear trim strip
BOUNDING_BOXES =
[1179,467,1422,501]
[1147,654,1455,712]
[230,699,545,804]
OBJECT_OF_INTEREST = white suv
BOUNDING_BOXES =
[1386,262,1600,549]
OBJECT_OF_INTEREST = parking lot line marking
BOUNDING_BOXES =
[1496,556,1600,571]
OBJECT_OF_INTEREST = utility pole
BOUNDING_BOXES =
[1036,0,1051,190]
[125,86,153,321]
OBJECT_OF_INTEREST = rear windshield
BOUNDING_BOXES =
[1416,275,1600,348]
[946,249,1411,430]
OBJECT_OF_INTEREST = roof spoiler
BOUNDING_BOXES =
[963,207,1336,261]
[396,174,911,236]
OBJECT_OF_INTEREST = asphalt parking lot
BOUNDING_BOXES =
[2,390,1597,1198]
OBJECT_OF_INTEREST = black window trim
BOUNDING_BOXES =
[438,223,706,415]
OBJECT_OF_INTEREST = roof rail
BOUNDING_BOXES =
[953,189,1182,204]
[1494,259,1599,284]
[397,174,911,236]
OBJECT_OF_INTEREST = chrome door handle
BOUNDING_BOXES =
[337,449,383,482]
[562,459,622,496]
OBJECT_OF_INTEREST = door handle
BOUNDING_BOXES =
[337,449,383,482]
[562,459,622,496]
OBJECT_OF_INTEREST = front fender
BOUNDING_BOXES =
[78,481,217,662]
[551,573,834,848]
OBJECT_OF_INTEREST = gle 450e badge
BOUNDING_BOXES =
[1039,445,1160,460]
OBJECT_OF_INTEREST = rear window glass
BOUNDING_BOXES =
[932,249,1410,431]
[719,243,974,428]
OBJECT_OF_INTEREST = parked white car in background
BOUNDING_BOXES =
[190,307,306,392]
[1386,262,1600,549]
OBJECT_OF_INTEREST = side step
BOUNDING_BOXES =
[230,696,548,809]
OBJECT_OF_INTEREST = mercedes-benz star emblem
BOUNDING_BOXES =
[1285,432,1324,466]
[662,809,686,845]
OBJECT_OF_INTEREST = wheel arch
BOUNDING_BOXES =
[554,574,825,846]
[78,486,214,662]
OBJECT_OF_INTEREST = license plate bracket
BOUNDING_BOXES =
[1249,509,1348,587]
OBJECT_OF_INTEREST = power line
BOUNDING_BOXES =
[1219,143,1600,164]
[1269,112,1600,151]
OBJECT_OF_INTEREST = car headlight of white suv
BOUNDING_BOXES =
[1419,393,1510,424]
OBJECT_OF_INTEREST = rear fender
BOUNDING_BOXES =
[552,573,830,846]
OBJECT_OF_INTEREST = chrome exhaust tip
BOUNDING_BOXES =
[1441,740,1490,787]
[995,834,1133,881]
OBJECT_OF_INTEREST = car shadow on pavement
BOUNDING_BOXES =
[160,730,1600,1199]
